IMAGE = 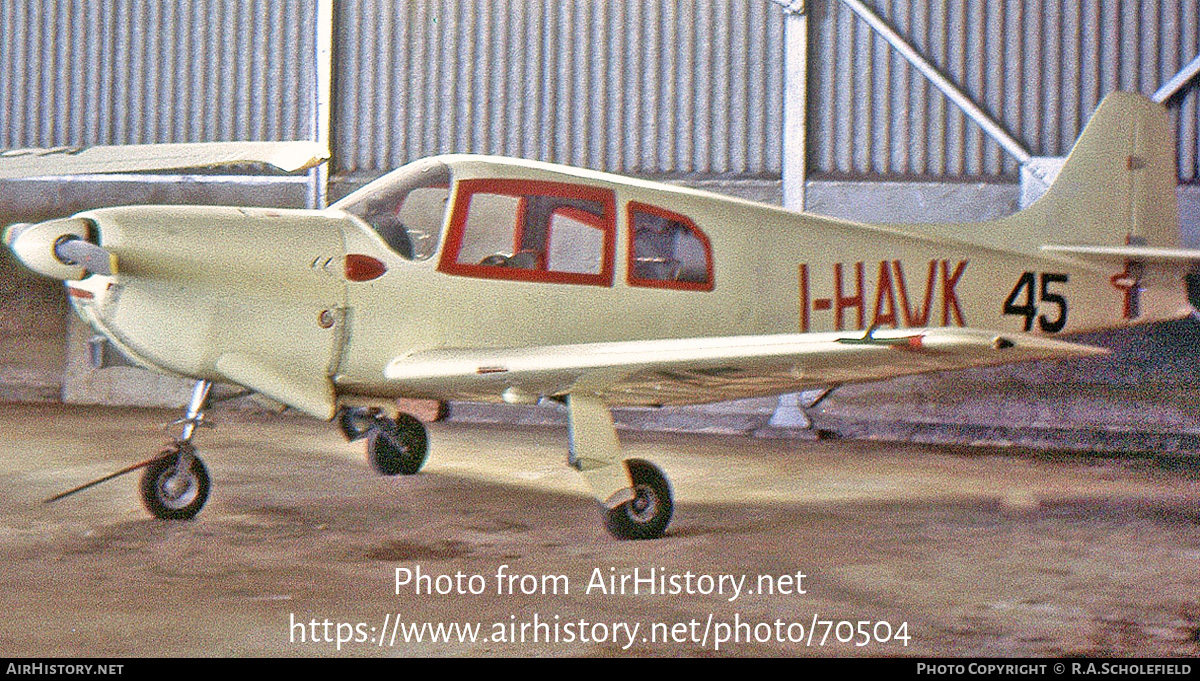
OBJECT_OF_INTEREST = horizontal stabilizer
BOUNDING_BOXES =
[1040,244,1200,262]
[0,141,328,179]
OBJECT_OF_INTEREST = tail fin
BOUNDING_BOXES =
[1024,93,1200,326]
[1016,91,1179,250]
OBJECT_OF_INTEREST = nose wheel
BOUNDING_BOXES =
[142,379,214,519]
[140,443,210,520]
[41,379,223,518]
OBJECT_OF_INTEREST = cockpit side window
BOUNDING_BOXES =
[438,179,616,286]
[627,202,714,291]
[335,158,452,261]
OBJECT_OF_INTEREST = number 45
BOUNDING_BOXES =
[1002,272,1069,333]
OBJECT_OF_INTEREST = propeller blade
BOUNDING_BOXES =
[54,237,117,276]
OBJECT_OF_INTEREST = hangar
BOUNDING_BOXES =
[1,0,1200,658]
[3,0,1199,449]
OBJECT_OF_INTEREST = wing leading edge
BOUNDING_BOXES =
[381,328,1106,407]
[0,141,329,179]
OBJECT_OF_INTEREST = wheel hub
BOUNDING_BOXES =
[628,484,658,521]
[159,470,197,507]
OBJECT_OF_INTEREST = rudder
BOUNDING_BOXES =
[1015,92,1179,251]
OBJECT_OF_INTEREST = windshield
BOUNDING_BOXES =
[334,158,452,261]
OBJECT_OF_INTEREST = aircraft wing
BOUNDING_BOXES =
[382,328,1106,407]
[0,141,328,179]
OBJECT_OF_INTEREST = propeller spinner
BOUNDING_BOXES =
[4,217,116,280]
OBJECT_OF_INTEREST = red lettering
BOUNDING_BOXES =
[893,260,936,327]
[799,259,967,332]
[941,260,968,326]
[872,260,898,328]
[834,262,864,331]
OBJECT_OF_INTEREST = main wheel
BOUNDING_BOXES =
[140,446,210,520]
[367,413,429,476]
[604,458,673,540]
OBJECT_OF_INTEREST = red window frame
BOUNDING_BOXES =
[438,178,617,287]
[625,201,714,292]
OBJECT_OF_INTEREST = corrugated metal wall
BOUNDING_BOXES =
[1,0,1197,182]
[808,0,1200,181]
[0,0,316,149]
[333,0,786,177]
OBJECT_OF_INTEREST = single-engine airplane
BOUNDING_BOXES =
[5,92,1199,539]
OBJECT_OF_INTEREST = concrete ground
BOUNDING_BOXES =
[0,401,1198,657]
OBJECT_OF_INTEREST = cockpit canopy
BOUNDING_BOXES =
[334,158,451,261]
[335,155,714,291]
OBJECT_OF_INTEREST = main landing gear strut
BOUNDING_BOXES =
[567,394,674,540]
[341,397,672,540]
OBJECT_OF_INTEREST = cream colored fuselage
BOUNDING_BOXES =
[335,157,1186,396]
[60,155,1189,418]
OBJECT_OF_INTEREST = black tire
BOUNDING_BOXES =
[366,413,429,475]
[140,446,210,520]
[604,458,673,540]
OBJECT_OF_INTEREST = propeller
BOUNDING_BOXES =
[2,141,330,280]
[53,236,116,276]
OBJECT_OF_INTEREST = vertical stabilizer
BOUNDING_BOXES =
[1013,92,1179,250]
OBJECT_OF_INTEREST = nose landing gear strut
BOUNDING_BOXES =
[139,380,214,519]
[44,379,227,520]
